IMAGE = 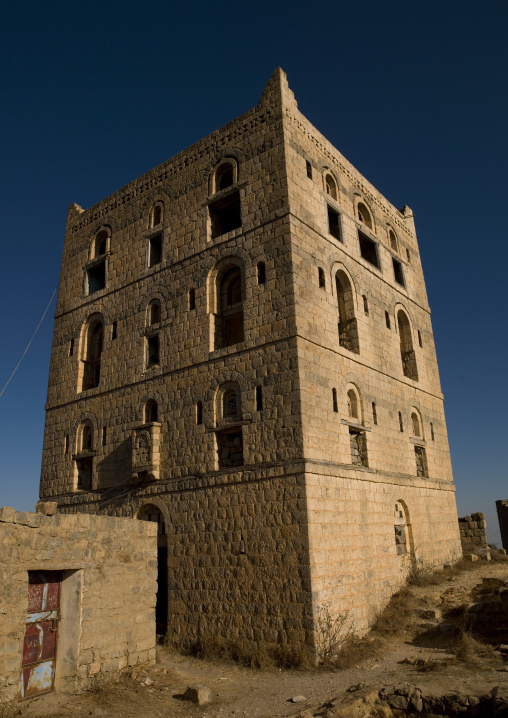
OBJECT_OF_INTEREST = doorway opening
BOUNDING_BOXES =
[138,504,168,635]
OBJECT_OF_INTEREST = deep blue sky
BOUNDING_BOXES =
[1,1,506,543]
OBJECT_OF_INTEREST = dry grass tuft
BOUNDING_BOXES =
[326,635,384,670]
[453,631,495,664]
[188,635,312,670]
[490,549,508,563]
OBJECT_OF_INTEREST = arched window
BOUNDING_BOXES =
[325,173,337,200]
[223,389,239,418]
[357,202,372,229]
[215,264,244,349]
[147,300,161,326]
[80,317,104,391]
[217,382,242,422]
[389,229,398,252]
[94,230,108,257]
[336,271,359,354]
[145,399,158,423]
[149,203,164,229]
[215,162,234,191]
[347,389,358,419]
[411,411,421,437]
[79,422,93,451]
[397,310,418,381]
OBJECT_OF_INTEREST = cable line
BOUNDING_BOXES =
[0,286,57,400]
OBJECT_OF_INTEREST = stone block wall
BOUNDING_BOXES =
[496,500,508,551]
[458,512,487,552]
[306,469,462,633]
[0,506,157,703]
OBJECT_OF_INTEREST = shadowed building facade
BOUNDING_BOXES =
[40,69,462,651]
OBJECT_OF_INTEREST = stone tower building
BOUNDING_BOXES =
[40,69,461,651]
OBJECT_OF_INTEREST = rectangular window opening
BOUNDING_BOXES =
[414,445,429,478]
[358,232,380,269]
[363,295,369,315]
[69,339,74,357]
[86,260,106,295]
[111,321,117,340]
[257,262,266,285]
[385,311,391,329]
[306,160,312,179]
[209,191,241,239]
[196,401,203,425]
[102,426,107,446]
[327,206,342,241]
[256,386,263,412]
[217,427,243,469]
[406,248,411,263]
[189,288,196,311]
[332,389,338,413]
[349,428,368,467]
[76,457,92,491]
[392,258,405,286]
[147,335,160,367]
[430,422,435,441]
[372,402,377,425]
[149,234,162,267]
[418,330,423,347]
[64,434,69,454]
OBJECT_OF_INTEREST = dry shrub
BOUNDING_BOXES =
[371,587,416,636]
[453,631,495,664]
[315,605,354,664]
[189,635,311,670]
[490,549,508,563]
[328,635,384,670]
[454,557,484,571]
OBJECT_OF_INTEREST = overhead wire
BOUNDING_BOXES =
[0,286,58,400]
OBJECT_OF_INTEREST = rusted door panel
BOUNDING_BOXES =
[18,571,60,700]
[19,661,55,699]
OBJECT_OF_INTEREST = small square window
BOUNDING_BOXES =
[358,232,380,269]
[392,258,405,286]
[149,234,162,267]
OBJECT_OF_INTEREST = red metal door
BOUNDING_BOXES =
[18,571,61,700]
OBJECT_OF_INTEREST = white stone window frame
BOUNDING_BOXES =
[354,195,376,234]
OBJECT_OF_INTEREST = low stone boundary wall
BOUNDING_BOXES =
[0,505,157,703]
[458,512,487,553]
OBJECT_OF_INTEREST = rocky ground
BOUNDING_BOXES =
[8,556,508,718]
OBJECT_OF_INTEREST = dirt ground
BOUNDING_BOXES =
[11,558,508,718]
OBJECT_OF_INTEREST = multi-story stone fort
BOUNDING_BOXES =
[40,69,462,650]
